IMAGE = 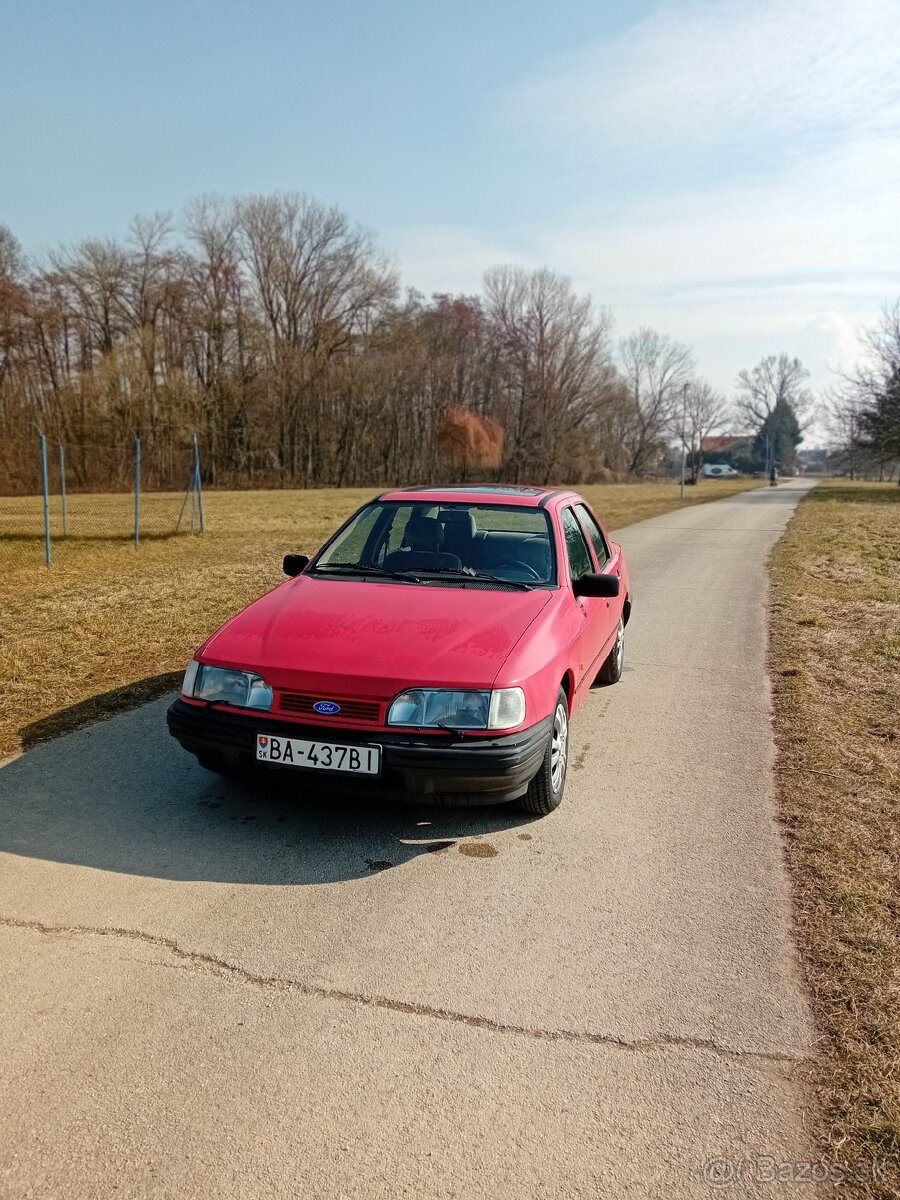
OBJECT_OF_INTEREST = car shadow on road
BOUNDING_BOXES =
[19,671,184,749]
[0,694,534,886]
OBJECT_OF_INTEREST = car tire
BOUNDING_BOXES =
[596,617,625,686]
[517,689,569,815]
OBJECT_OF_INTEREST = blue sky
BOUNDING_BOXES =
[3,0,899,409]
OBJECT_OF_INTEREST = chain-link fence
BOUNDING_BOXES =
[0,434,205,566]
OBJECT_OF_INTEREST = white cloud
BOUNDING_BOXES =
[510,0,900,151]
[537,127,900,310]
[386,226,530,298]
[390,0,900,421]
[392,129,898,400]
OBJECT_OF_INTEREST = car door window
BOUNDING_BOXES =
[575,504,610,569]
[561,508,593,582]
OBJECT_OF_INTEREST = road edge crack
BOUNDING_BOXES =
[1,915,813,1072]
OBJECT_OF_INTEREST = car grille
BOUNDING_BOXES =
[277,692,383,723]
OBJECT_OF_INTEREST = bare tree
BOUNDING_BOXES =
[822,385,870,478]
[836,302,900,480]
[679,378,729,482]
[840,302,900,406]
[619,327,694,476]
[0,226,27,387]
[735,353,814,428]
[48,238,132,358]
[235,193,397,482]
[236,193,396,352]
[0,225,25,282]
[485,265,616,482]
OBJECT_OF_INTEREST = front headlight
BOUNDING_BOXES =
[387,687,525,731]
[181,661,273,711]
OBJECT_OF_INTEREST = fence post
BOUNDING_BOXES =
[134,436,141,547]
[59,443,68,537]
[39,433,51,566]
[175,479,191,534]
[192,431,205,533]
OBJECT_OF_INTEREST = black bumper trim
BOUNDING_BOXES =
[166,698,551,802]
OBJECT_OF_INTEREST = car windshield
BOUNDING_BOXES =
[313,501,557,586]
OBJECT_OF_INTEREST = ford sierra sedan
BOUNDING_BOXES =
[167,486,631,814]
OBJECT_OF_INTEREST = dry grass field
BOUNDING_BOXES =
[0,478,761,761]
[770,481,900,1196]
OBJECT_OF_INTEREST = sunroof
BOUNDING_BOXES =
[408,486,544,496]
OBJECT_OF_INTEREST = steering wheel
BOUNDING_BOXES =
[495,560,542,582]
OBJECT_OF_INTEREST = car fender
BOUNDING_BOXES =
[492,590,584,726]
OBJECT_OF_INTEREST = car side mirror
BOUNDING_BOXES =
[572,572,620,598]
[283,553,310,577]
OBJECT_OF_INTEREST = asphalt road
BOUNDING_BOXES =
[0,480,821,1199]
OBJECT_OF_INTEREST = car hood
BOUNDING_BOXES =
[200,576,553,697]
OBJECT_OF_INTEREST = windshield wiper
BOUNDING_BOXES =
[436,721,469,738]
[312,562,421,582]
[410,567,534,591]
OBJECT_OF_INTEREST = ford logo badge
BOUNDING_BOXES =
[313,700,341,716]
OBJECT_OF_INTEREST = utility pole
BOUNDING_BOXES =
[134,435,141,547]
[31,422,51,565]
[58,442,67,537]
[679,383,688,500]
[39,431,51,565]
[192,431,205,533]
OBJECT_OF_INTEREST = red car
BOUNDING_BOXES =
[167,486,630,814]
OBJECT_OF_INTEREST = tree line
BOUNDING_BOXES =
[0,192,851,493]
[826,304,900,482]
[0,194,724,492]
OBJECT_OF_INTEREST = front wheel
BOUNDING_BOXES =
[516,689,569,815]
[596,617,625,685]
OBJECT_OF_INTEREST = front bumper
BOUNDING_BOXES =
[166,698,551,804]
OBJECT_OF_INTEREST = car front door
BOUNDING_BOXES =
[560,506,609,695]
[574,502,623,660]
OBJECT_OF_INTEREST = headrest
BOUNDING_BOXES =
[441,510,477,538]
[405,516,444,548]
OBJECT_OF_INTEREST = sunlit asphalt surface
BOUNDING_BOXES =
[0,481,824,1198]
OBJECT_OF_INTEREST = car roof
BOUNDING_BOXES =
[378,485,570,508]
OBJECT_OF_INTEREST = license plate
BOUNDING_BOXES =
[256,733,381,776]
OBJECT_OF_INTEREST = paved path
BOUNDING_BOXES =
[0,481,821,1198]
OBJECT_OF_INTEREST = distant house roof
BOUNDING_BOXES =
[701,435,752,453]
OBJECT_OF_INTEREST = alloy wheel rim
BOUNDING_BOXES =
[550,701,569,792]
[615,619,625,672]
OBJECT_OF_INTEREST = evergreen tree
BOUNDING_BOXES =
[752,398,802,472]
[856,366,900,476]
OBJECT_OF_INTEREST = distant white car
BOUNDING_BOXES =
[703,463,740,478]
